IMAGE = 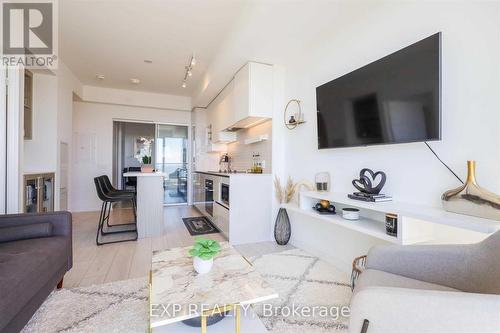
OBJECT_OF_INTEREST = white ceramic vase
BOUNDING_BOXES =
[193,256,213,274]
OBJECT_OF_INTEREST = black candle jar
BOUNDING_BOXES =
[385,213,398,237]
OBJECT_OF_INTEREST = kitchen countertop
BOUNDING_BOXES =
[195,170,270,177]
[123,171,166,177]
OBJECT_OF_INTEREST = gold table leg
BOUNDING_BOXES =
[235,304,241,333]
[200,303,241,333]
[201,314,207,333]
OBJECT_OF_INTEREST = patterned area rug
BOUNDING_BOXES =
[22,249,351,333]
[22,278,148,333]
[250,249,351,333]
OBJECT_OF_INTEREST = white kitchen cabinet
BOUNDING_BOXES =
[208,80,237,143]
[213,79,234,133]
[229,174,272,245]
[200,62,273,151]
[192,172,272,245]
[206,62,273,134]
[230,62,273,130]
[205,140,227,153]
[212,131,236,144]
[213,202,229,238]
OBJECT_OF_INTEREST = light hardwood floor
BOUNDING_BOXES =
[65,206,292,288]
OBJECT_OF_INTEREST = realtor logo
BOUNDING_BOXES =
[1,1,58,68]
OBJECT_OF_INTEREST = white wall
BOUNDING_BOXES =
[279,2,500,265]
[71,102,191,212]
[192,1,500,208]
[282,1,500,207]
[227,120,273,172]
[56,62,84,211]
[189,1,500,266]
[83,86,191,111]
[19,62,82,212]
[192,107,221,172]
[23,73,58,173]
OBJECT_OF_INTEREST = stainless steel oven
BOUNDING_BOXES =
[220,183,229,207]
[205,179,214,216]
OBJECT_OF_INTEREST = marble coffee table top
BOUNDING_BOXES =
[150,242,277,328]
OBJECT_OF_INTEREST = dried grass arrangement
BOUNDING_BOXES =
[274,176,297,204]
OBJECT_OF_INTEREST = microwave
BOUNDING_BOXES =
[220,182,229,207]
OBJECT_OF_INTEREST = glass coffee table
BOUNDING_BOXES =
[149,242,277,333]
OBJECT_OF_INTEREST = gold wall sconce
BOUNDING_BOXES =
[284,99,306,130]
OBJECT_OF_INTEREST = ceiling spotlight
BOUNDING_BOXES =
[182,81,187,88]
[190,56,196,67]
[187,70,192,77]
[130,78,140,84]
[95,74,105,80]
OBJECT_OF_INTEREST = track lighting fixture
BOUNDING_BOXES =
[181,53,196,88]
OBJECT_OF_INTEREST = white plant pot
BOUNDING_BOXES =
[193,256,213,274]
[141,164,154,173]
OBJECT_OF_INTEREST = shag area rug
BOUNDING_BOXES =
[22,249,351,333]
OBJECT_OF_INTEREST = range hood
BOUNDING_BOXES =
[225,116,270,132]
[212,131,237,143]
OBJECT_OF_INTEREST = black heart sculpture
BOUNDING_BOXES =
[352,168,386,194]
[352,175,371,193]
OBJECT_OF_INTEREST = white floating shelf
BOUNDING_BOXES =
[283,203,399,244]
[299,191,500,234]
[244,134,269,145]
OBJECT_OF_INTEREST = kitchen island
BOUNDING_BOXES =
[123,171,165,238]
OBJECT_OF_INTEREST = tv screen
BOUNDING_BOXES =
[316,33,441,149]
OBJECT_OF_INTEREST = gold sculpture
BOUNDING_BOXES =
[442,160,500,220]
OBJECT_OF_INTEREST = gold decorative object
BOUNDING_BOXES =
[284,99,306,130]
[320,200,330,209]
[442,160,500,220]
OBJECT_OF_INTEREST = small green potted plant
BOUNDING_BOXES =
[188,238,221,274]
[136,137,154,173]
[141,155,153,173]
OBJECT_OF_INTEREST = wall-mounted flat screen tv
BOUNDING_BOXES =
[316,33,441,149]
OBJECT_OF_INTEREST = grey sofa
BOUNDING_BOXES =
[0,212,73,333]
[350,230,500,333]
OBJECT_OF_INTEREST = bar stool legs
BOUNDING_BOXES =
[94,176,138,246]
[96,201,138,246]
[105,197,137,229]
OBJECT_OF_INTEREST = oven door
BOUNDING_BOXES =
[205,179,214,216]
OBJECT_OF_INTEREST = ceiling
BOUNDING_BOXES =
[59,0,249,96]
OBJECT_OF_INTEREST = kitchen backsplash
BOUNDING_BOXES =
[227,120,272,173]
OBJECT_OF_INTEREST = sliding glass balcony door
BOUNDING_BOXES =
[155,124,189,205]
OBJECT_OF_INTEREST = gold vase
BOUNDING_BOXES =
[442,160,500,220]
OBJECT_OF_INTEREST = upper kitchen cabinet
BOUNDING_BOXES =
[209,79,237,143]
[229,62,273,130]
[204,61,273,145]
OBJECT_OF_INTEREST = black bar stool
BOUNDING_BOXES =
[94,176,138,245]
[100,175,137,223]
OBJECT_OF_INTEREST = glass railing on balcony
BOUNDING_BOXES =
[156,163,188,204]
